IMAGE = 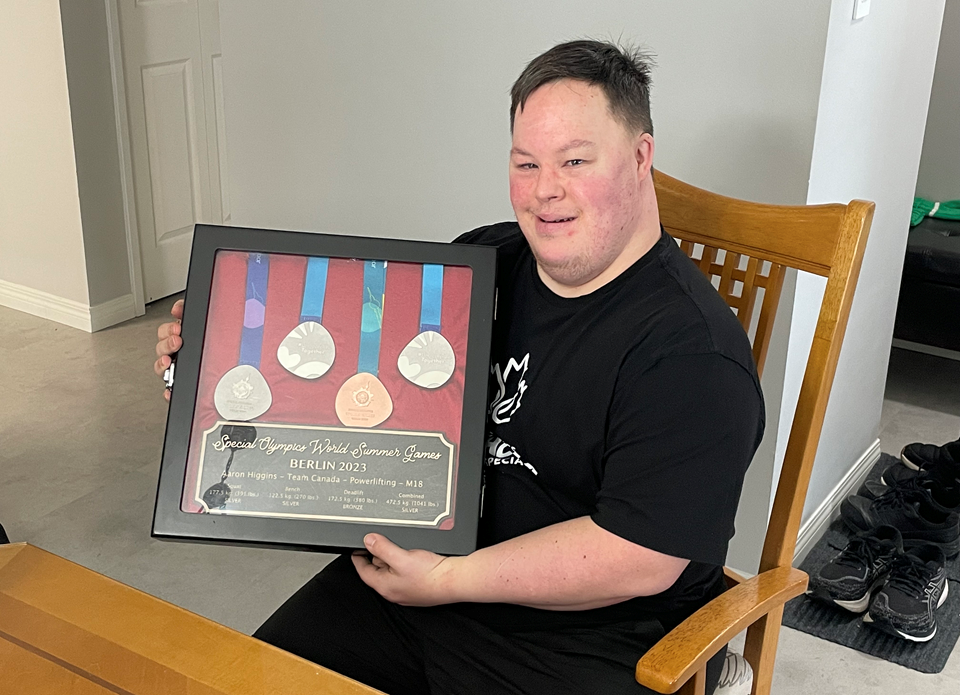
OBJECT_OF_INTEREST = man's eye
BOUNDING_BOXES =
[516,163,538,170]
[566,159,585,166]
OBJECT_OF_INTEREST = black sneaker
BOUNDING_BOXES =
[807,525,902,612]
[859,462,960,501]
[901,437,960,471]
[883,455,960,489]
[840,477,960,557]
[863,544,948,642]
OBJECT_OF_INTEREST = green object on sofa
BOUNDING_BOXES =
[911,197,960,226]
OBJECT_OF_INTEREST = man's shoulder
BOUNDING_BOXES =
[454,222,525,250]
[617,235,760,382]
[656,239,752,351]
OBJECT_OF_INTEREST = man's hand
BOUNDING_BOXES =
[154,299,184,401]
[351,534,458,607]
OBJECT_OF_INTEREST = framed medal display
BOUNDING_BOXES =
[153,224,497,556]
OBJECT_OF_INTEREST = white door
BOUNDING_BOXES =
[118,0,227,303]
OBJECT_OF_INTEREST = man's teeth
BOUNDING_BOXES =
[543,217,574,223]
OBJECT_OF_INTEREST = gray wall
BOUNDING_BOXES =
[59,0,132,307]
[916,0,960,202]
[776,0,946,522]
[220,0,832,238]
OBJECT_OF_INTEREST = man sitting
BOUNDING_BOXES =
[155,40,764,694]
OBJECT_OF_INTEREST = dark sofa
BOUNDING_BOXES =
[894,215,960,352]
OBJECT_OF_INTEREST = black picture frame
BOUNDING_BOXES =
[152,224,497,556]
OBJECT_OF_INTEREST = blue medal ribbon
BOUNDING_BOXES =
[419,264,443,333]
[299,257,329,323]
[239,253,269,367]
[357,260,386,376]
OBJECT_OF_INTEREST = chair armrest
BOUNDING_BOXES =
[723,566,748,588]
[634,566,808,694]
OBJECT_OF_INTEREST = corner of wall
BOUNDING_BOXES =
[59,0,135,309]
[785,0,946,540]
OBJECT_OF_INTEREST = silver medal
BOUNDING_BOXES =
[277,321,335,379]
[214,364,272,420]
[397,330,456,388]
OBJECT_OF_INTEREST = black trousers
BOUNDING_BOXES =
[254,555,723,695]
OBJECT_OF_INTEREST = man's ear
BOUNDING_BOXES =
[635,132,655,179]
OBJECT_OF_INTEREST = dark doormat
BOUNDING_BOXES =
[782,453,960,674]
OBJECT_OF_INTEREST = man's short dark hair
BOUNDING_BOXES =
[510,40,654,137]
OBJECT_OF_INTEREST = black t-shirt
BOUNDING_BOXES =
[451,222,765,631]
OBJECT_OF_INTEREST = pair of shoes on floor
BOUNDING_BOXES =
[807,525,949,642]
[843,456,960,558]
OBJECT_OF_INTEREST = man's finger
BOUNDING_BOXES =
[171,299,184,320]
[156,335,182,358]
[154,355,170,377]
[157,321,181,341]
[364,534,403,565]
[351,552,376,579]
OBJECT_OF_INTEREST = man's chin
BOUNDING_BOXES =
[533,255,601,291]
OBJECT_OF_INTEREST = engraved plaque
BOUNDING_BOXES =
[195,422,453,526]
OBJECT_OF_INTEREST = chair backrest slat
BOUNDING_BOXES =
[753,262,787,373]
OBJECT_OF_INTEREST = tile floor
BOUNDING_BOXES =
[1,296,958,692]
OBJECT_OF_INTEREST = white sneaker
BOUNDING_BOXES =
[715,651,753,695]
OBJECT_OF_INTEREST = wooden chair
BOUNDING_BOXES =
[633,171,874,695]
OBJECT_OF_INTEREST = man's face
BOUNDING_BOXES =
[509,80,649,291]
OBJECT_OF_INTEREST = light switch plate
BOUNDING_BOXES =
[854,0,871,20]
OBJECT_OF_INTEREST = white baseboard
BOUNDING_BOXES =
[892,338,960,362]
[794,439,881,564]
[0,280,136,333]
[90,293,137,332]
[0,279,92,331]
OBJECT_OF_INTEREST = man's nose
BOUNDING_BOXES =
[535,168,563,202]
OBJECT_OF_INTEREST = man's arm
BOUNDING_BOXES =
[352,516,688,610]
[355,354,763,610]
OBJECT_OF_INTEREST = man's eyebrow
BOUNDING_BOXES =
[510,140,596,158]
[559,139,595,152]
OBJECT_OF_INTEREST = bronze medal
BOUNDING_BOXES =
[335,260,392,428]
[335,372,393,427]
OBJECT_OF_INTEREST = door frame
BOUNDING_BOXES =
[104,0,146,317]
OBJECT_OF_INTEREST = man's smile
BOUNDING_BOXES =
[537,214,577,223]
[534,215,579,235]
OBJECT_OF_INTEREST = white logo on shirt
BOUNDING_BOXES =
[489,353,529,424]
[486,434,539,475]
